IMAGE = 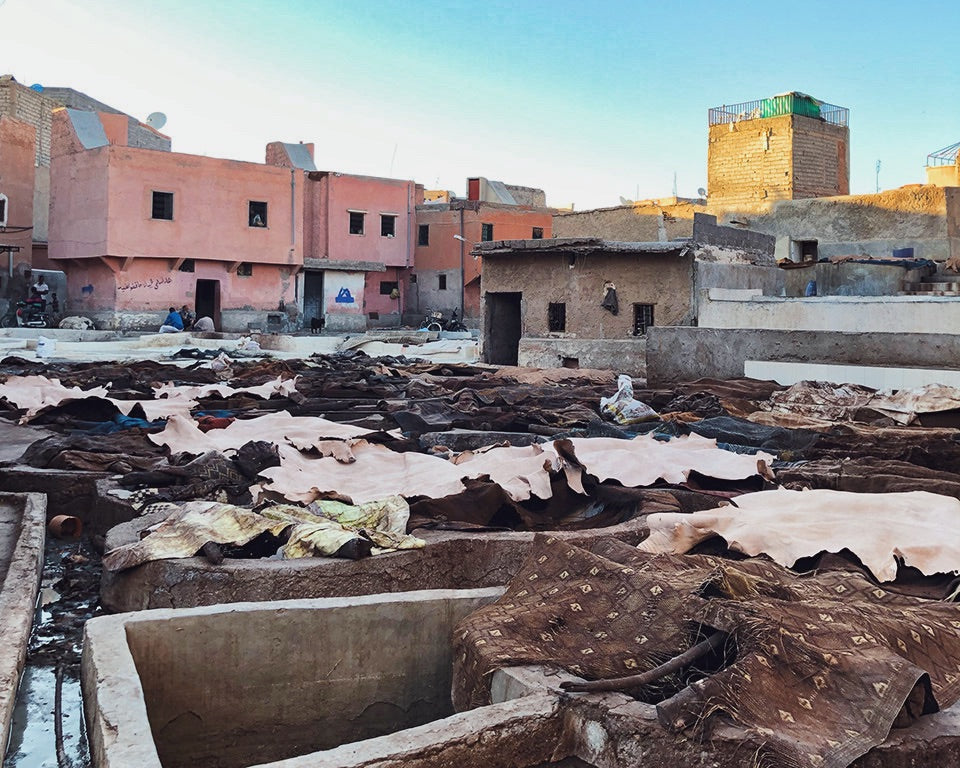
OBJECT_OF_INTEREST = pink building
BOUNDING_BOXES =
[50,109,303,331]
[267,143,420,331]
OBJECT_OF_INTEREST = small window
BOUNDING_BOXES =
[548,302,566,332]
[791,239,818,262]
[380,214,397,237]
[249,201,267,227]
[439,274,447,290]
[237,262,253,277]
[380,281,399,295]
[349,211,365,235]
[532,226,544,239]
[152,191,173,220]
[481,223,494,242]
[418,224,429,246]
[0,194,7,227]
[410,274,418,284]
[633,303,655,336]
[178,259,195,273]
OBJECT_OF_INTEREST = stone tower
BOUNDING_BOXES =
[707,93,849,208]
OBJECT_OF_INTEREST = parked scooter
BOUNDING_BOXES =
[420,308,466,333]
[1,298,50,328]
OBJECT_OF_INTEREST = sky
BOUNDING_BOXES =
[1,0,958,210]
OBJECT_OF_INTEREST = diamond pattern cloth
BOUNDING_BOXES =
[453,535,960,768]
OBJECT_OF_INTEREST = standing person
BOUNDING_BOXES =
[159,307,184,333]
[32,275,50,308]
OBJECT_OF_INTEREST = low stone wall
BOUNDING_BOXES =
[517,337,646,376]
[0,493,46,751]
[646,326,960,384]
[699,293,960,333]
[101,515,649,612]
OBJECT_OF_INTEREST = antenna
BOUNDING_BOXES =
[875,159,881,193]
[389,143,398,177]
[146,112,167,131]
[672,171,678,197]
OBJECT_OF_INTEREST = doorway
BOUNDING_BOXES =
[484,292,522,365]
[195,279,221,329]
[303,271,324,326]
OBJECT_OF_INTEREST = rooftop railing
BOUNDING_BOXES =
[709,96,849,127]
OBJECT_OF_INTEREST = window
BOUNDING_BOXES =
[418,224,429,246]
[548,302,566,332]
[380,214,397,238]
[349,211,365,235]
[481,223,494,242]
[178,259,195,273]
[532,226,544,239]
[632,303,655,336]
[249,201,268,227]
[791,239,819,262]
[237,262,253,277]
[380,281,399,295]
[0,194,7,227]
[151,191,173,220]
[438,274,447,290]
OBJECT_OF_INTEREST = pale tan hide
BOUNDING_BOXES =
[148,411,371,454]
[870,384,960,425]
[152,376,299,402]
[257,433,772,506]
[0,375,110,423]
[638,488,960,582]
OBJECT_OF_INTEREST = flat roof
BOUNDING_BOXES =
[475,238,689,255]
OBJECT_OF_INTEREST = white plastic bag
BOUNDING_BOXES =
[36,336,56,359]
[599,374,659,425]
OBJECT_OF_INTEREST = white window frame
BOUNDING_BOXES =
[0,193,8,227]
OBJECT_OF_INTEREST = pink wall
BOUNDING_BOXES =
[65,257,297,313]
[307,172,416,267]
[49,147,110,261]
[0,117,35,264]
[104,147,303,266]
[363,266,405,318]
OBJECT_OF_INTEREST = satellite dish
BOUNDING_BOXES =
[697,187,707,198]
[29,83,44,93]
[146,112,167,130]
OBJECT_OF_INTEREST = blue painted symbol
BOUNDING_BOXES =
[335,287,354,304]
[81,284,94,295]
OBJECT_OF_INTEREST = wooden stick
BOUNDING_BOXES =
[560,631,727,693]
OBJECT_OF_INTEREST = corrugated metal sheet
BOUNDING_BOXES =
[67,109,109,149]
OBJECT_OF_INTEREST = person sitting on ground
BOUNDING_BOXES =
[179,305,196,329]
[159,306,185,333]
[192,315,215,332]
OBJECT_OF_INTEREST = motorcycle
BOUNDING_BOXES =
[1,299,50,328]
[420,308,467,333]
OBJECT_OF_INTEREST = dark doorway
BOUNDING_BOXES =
[484,292,522,366]
[195,279,221,329]
[303,271,324,327]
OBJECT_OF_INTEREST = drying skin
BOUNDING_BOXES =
[638,487,960,582]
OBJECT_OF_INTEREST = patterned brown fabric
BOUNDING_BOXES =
[453,535,960,768]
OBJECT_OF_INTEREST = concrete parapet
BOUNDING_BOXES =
[646,326,960,385]
[0,492,46,751]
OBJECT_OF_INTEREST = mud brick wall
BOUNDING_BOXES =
[708,114,849,207]
[0,78,56,167]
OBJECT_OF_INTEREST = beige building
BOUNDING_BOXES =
[707,92,849,207]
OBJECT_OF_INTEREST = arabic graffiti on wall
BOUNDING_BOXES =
[117,276,173,292]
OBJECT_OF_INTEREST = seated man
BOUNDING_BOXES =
[159,306,185,333]
[192,315,215,332]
